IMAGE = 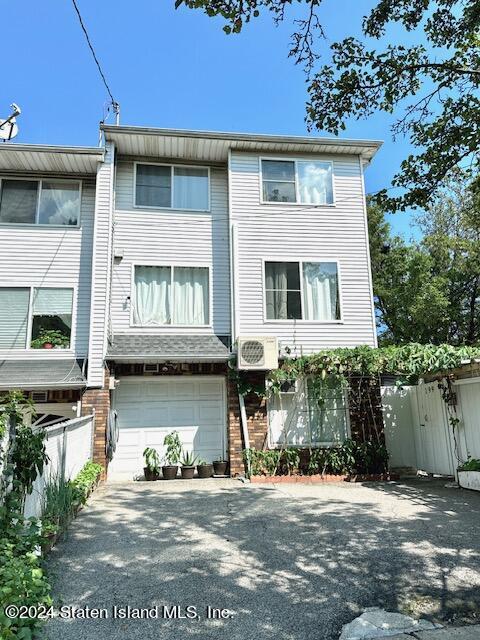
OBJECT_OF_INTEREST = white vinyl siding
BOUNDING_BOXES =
[230,151,376,353]
[113,161,230,336]
[0,180,95,360]
[87,142,115,387]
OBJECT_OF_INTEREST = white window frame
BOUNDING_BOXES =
[130,262,212,328]
[0,285,76,351]
[262,257,343,324]
[0,177,82,228]
[259,157,335,207]
[133,162,211,212]
[267,377,351,448]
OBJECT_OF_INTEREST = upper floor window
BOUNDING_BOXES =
[135,164,209,211]
[261,159,334,205]
[0,287,73,349]
[133,265,210,326]
[265,261,340,321]
[0,179,81,226]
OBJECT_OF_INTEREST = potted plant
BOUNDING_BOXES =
[213,457,228,476]
[458,458,480,491]
[162,431,182,480]
[31,328,70,350]
[197,458,214,479]
[143,447,161,481]
[180,450,199,479]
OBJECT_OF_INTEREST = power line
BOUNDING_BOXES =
[71,0,119,116]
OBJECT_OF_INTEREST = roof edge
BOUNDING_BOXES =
[0,143,105,157]
[101,124,383,151]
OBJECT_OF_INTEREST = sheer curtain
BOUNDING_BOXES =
[265,262,288,319]
[297,161,333,205]
[302,262,338,320]
[173,168,209,210]
[173,267,209,325]
[134,266,171,325]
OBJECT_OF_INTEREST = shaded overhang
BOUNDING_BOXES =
[0,359,86,390]
[0,143,105,175]
[101,124,382,164]
[107,334,230,363]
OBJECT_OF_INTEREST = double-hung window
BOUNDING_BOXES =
[0,179,81,226]
[265,261,340,321]
[133,265,210,326]
[135,164,209,211]
[0,287,73,349]
[261,159,334,205]
[268,377,349,447]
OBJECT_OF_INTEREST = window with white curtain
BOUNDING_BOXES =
[0,179,80,226]
[261,159,334,205]
[268,377,349,447]
[135,164,209,211]
[0,287,74,349]
[133,265,210,326]
[264,261,340,321]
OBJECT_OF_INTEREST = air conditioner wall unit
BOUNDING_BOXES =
[237,336,278,370]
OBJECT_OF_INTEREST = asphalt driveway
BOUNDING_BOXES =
[46,478,480,640]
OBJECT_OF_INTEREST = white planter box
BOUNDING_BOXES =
[458,470,480,492]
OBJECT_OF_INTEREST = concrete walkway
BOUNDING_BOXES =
[46,478,480,640]
[382,626,480,639]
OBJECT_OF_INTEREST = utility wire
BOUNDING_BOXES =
[71,0,119,112]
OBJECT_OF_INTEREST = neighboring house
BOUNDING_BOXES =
[0,127,381,477]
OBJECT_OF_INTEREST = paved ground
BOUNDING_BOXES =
[46,478,480,640]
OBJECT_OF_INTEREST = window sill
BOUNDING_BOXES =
[263,320,344,325]
[130,325,213,330]
[0,223,81,229]
[131,204,211,214]
[259,201,336,208]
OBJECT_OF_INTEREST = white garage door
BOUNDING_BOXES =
[109,376,226,478]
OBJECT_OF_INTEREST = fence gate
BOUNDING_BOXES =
[412,381,456,476]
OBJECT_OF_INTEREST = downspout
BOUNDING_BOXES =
[239,391,250,477]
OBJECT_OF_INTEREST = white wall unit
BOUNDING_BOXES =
[111,161,230,336]
[0,181,95,359]
[229,151,376,353]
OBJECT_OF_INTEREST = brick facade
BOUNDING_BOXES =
[81,366,111,474]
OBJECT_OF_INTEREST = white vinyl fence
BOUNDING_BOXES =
[23,414,95,519]
[382,379,480,476]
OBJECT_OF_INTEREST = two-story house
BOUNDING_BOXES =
[0,126,381,477]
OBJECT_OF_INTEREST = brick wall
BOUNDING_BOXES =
[81,367,111,475]
[227,372,267,476]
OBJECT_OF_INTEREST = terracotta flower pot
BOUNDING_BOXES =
[144,467,160,481]
[181,466,195,479]
[43,343,53,349]
[197,463,214,479]
[213,460,228,476]
[162,465,178,480]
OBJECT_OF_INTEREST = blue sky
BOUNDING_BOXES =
[2,0,420,237]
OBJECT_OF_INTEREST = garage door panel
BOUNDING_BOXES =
[198,381,224,398]
[109,377,226,477]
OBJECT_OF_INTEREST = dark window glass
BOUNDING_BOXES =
[0,180,38,224]
[136,165,171,208]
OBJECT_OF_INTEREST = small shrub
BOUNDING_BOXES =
[164,431,182,465]
[70,461,103,505]
[281,448,301,475]
[42,473,76,534]
[243,448,281,477]
[458,458,480,472]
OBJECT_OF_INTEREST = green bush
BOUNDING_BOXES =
[458,458,480,472]
[70,461,103,505]
[245,439,389,477]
